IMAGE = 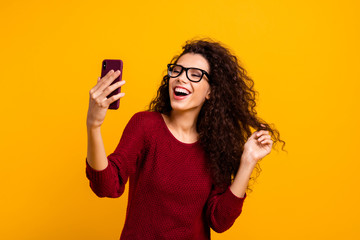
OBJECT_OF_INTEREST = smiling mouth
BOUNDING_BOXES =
[174,87,191,96]
[174,91,188,96]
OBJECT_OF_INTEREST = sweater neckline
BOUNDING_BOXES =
[157,112,200,147]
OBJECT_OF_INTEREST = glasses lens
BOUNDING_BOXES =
[188,68,203,82]
[168,65,183,77]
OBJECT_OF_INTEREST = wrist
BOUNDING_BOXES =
[87,125,101,133]
[240,155,257,170]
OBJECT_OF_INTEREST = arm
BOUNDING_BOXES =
[229,161,254,198]
[86,127,108,171]
[85,126,118,198]
[205,158,254,233]
[85,112,146,198]
[204,160,253,232]
[206,127,274,233]
[205,180,248,233]
[230,126,274,197]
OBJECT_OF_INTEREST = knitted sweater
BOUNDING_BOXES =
[85,111,247,239]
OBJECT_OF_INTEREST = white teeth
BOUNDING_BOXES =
[174,87,190,95]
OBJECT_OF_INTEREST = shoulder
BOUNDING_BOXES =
[122,111,161,140]
[125,111,162,142]
[129,110,161,128]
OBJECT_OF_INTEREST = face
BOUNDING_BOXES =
[168,53,211,114]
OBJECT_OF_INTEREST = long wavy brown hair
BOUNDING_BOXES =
[148,37,287,193]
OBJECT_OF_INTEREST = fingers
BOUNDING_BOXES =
[257,134,271,143]
[262,139,273,144]
[252,124,270,142]
[99,70,121,91]
[252,129,269,140]
[93,70,121,95]
[256,130,269,138]
[258,138,273,147]
[98,79,126,100]
[103,91,125,106]
[91,71,114,95]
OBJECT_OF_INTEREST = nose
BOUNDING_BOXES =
[176,70,188,83]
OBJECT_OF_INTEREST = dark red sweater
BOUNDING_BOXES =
[85,111,247,239]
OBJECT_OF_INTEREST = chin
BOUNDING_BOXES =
[170,102,204,114]
[169,91,205,113]
[170,103,188,112]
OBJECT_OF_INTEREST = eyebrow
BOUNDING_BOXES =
[176,64,208,71]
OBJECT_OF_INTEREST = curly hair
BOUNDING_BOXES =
[148,37,287,193]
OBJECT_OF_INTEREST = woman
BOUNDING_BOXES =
[86,38,286,239]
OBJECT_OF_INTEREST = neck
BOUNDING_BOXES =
[168,108,199,136]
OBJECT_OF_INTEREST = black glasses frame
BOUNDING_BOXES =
[167,64,211,83]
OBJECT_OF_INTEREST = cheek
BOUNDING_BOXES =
[168,81,173,94]
[191,89,208,104]
[197,85,210,98]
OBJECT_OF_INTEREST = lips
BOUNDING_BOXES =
[174,86,191,95]
[172,86,191,100]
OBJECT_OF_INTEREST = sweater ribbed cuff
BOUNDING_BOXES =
[85,157,113,183]
[221,186,247,217]
[227,185,247,201]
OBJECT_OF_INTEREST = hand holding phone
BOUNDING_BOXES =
[86,60,125,129]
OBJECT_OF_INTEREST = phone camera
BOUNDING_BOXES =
[102,61,107,70]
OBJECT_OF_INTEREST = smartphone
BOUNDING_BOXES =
[101,59,123,110]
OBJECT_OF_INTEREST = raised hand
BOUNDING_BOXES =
[241,124,273,167]
[86,70,125,129]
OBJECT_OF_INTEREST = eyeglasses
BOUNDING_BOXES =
[167,64,211,83]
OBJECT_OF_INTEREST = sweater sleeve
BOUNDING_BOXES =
[85,112,146,198]
[205,184,247,233]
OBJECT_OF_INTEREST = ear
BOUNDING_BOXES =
[205,89,211,100]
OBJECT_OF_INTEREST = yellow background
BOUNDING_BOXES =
[1,0,359,239]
